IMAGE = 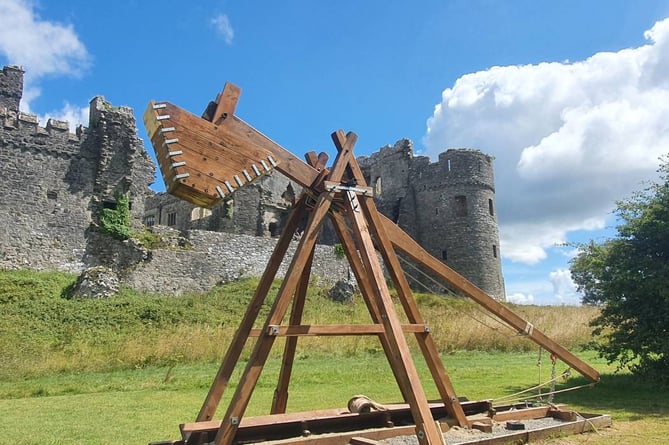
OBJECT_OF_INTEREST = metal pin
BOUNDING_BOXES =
[156,114,170,120]
[152,103,167,109]
[252,165,261,176]
[234,175,243,187]
[242,170,252,181]
[216,186,226,198]
[224,180,235,193]
[173,173,189,181]
[167,150,183,158]
[163,138,179,145]
[268,155,277,167]
[261,160,270,171]
[171,161,186,169]
[160,127,176,133]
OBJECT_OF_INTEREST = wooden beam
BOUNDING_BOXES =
[340,186,445,444]
[343,151,468,428]
[249,324,430,337]
[379,215,601,383]
[272,247,315,414]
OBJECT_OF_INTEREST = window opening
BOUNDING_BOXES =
[455,195,467,217]
[488,199,494,216]
[167,212,177,226]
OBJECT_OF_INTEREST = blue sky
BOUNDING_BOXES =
[2,0,669,305]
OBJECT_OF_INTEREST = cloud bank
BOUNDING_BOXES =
[424,18,669,267]
[0,0,90,125]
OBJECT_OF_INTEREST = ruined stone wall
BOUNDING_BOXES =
[144,170,300,237]
[0,65,155,272]
[90,228,350,295]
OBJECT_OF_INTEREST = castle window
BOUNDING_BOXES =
[455,195,467,217]
[167,211,177,226]
[102,200,117,210]
[435,208,439,215]
[268,221,280,237]
[47,190,58,200]
[441,249,448,260]
[447,159,452,172]
[493,245,497,258]
[144,215,155,227]
[488,199,494,216]
[374,177,382,196]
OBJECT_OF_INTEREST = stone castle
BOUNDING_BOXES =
[0,65,505,300]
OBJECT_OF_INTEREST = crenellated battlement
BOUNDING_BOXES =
[0,107,83,139]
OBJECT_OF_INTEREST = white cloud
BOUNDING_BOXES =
[0,0,90,113]
[211,14,234,45]
[549,269,580,305]
[507,292,534,305]
[424,18,669,265]
[0,0,89,79]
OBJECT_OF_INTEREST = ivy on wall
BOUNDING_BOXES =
[100,192,131,240]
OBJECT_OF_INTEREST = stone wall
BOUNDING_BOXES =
[90,228,350,295]
[359,141,506,300]
[0,65,155,272]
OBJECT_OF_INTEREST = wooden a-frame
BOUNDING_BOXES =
[192,130,468,445]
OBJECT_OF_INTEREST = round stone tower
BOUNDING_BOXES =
[411,148,506,300]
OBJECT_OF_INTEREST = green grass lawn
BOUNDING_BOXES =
[1,350,667,445]
[1,270,666,445]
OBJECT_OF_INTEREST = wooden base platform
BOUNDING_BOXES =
[149,401,610,445]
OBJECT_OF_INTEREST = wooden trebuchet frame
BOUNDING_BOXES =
[143,83,600,445]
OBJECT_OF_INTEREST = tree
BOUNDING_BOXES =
[570,160,669,381]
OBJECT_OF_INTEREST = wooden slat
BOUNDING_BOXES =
[249,324,429,337]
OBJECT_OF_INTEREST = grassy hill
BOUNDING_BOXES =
[0,269,598,380]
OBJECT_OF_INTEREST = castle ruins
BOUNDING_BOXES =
[0,65,505,300]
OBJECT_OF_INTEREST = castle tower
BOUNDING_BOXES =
[0,65,24,111]
[411,149,505,300]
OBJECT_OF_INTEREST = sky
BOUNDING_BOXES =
[1,0,669,305]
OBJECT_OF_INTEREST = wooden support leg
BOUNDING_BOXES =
[329,211,412,404]
[343,157,468,428]
[271,247,315,414]
[196,196,308,423]
[341,188,445,445]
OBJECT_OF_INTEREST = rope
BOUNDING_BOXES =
[395,253,596,406]
[396,255,519,338]
[492,367,572,404]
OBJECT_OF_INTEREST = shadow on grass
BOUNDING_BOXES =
[501,373,669,417]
